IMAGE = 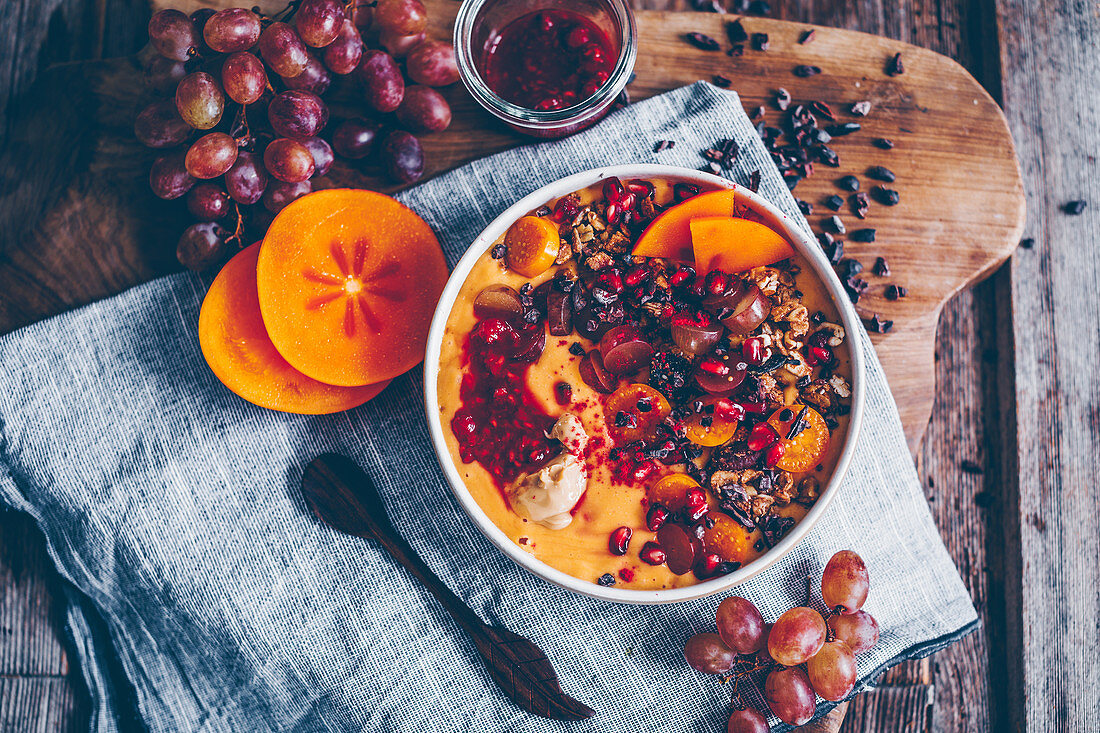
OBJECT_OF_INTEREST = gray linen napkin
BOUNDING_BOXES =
[0,82,977,733]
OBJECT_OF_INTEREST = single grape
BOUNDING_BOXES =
[764,665,816,726]
[224,151,268,205]
[302,137,334,177]
[175,72,225,130]
[185,132,239,179]
[406,40,460,87]
[221,52,267,105]
[768,606,826,666]
[204,8,261,54]
[726,706,769,733]
[281,54,332,95]
[756,622,773,664]
[259,22,310,78]
[357,50,405,113]
[715,596,766,655]
[186,182,231,221]
[683,632,736,674]
[177,222,229,272]
[135,99,192,149]
[350,2,373,32]
[143,55,187,94]
[268,90,329,140]
[395,85,452,133]
[189,8,216,55]
[322,19,364,75]
[806,638,857,701]
[149,152,196,200]
[294,0,346,48]
[262,179,312,213]
[148,9,197,62]
[377,29,425,58]
[264,138,315,182]
[821,550,869,614]
[331,118,380,159]
[827,610,879,655]
[379,130,423,184]
[373,0,427,35]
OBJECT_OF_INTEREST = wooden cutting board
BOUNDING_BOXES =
[0,5,1023,450]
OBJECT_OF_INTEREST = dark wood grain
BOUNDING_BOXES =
[301,454,596,722]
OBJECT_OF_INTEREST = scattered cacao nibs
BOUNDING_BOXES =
[568,342,586,356]
[851,192,870,219]
[824,194,844,211]
[873,137,895,150]
[960,459,983,475]
[653,140,675,153]
[753,540,765,552]
[686,32,721,51]
[700,416,714,427]
[850,228,876,242]
[872,256,890,276]
[490,244,506,259]
[799,29,816,44]
[702,138,740,169]
[826,122,861,137]
[794,65,822,77]
[837,258,863,279]
[725,19,749,44]
[885,284,909,300]
[809,100,835,121]
[713,74,732,88]
[1063,200,1087,215]
[1019,237,1035,249]
[837,175,860,192]
[597,573,616,586]
[818,232,843,263]
[751,32,769,51]
[845,278,868,303]
[779,408,794,421]
[850,100,871,116]
[865,313,893,333]
[797,199,813,215]
[748,170,761,192]
[811,310,826,324]
[692,0,724,12]
[786,406,810,439]
[867,165,896,183]
[818,147,839,167]
[728,44,745,57]
[775,88,791,111]
[750,105,766,121]
[636,397,653,412]
[748,0,770,14]
[825,215,846,234]
[873,186,900,205]
[886,52,904,76]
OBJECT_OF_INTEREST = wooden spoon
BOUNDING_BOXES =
[300,453,596,722]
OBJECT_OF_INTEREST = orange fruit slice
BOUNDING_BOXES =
[199,242,390,414]
[646,473,700,512]
[256,189,448,386]
[632,189,737,261]
[704,513,754,563]
[767,405,830,472]
[684,396,741,447]
[504,215,560,277]
[691,216,795,274]
[604,383,671,445]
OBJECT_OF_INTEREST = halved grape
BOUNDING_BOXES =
[726,707,769,733]
[719,284,769,336]
[357,50,405,113]
[135,99,192,149]
[204,8,261,53]
[379,130,423,184]
[259,22,310,78]
[395,85,452,133]
[302,137,334,177]
[281,54,332,95]
[148,9,197,62]
[683,632,736,674]
[224,151,267,205]
[828,610,879,655]
[406,40,460,87]
[332,118,380,159]
[473,285,524,320]
[177,222,229,272]
[222,52,267,105]
[768,606,827,666]
[175,72,224,130]
[806,638,857,701]
[262,179,312,213]
[264,138,315,182]
[185,132,239,179]
[322,19,364,74]
[143,55,187,94]
[294,0,346,47]
[716,596,766,654]
[186,182,231,221]
[599,325,654,376]
[764,665,816,726]
[149,152,195,200]
[373,0,427,35]
[821,550,869,614]
[378,29,424,58]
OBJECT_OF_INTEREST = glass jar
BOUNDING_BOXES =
[454,0,637,138]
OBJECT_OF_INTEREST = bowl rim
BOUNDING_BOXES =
[423,164,866,604]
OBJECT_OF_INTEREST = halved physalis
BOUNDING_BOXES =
[704,513,754,564]
[691,216,795,274]
[256,189,448,386]
[604,383,671,444]
[632,189,736,261]
[685,396,743,446]
[647,472,700,512]
[504,215,560,277]
[199,243,390,414]
[766,404,830,472]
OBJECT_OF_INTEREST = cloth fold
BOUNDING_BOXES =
[0,82,976,733]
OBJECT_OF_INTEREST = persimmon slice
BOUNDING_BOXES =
[704,513,753,563]
[632,189,737,261]
[256,189,448,386]
[691,216,796,274]
[199,242,390,414]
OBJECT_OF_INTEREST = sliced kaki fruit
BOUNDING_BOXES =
[691,216,796,275]
[504,215,560,277]
[646,473,700,512]
[684,396,742,447]
[632,189,737,261]
[767,404,830,473]
[199,242,391,414]
[256,189,448,386]
[704,513,754,564]
[604,383,671,444]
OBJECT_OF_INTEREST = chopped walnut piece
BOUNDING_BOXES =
[584,250,614,271]
[753,373,785,409]
[799,378,834,413]
[638,196,657,220]
[829,373,852,399]
[554,238,573,265]
[771,298,810,338]
[770,472,797,505]
[604,229,632,253]
[782,351,812,380]
[796,477,820,505]
[749,493,776,519]
[815,322,845,346]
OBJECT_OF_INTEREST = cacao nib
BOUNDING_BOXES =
[873,137,895,150]
[491,244,506,259]
[797,199,813,215]
[825,122,861,137]
[885,284,909,300]
[713,74,732,88]
[751,32,769,51]
[886,52,904,76]
[725,19,749,43]
[837,258,863,279]
[809,100,835,120]
[799,29,816,44]
[775,88,791,110]
[837,175,860,191]
[867,165,896,182]
[873,186,900,205]
[597,573,616,586]
[851,192,870,219]
[685,32,721,51]
[794,65,822,77]
[653,140,675,153]
[850,228,876,242]
[568,342,586,356]
[728,44,744,56]
[864,313,893,333]
[760,514,795,547]
[824,194,844,211]
[1019,237,1035,249]
[872,256,890,276]
[748,170,761,192]
[1063,200,1087,215]
[825,215,846,234]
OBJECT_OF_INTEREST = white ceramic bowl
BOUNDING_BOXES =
[424,164,866,604]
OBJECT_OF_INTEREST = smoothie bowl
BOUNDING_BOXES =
[425,165,865,603]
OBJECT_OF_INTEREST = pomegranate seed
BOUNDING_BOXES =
[626,179,655,198]
[714,399,745,422]
[624,266,648,286]
[646,503,669,532]
[552,196,580,223]
[684,488,708,521]
[741,402,766,414]
[606,202,621,224]
[597,271,624,294]
[602,177,625,203]
[632,460,659,482]
[743,337,764,363]
[581,79,601,97]
[639,541,667,565]
[669,267,695,287]
[765,441,786,468]
[609,526,632,556]
[747,422,780,451]
[705,271,728,296]
[811,346,833,363]
[694,553,723,579]
[554,381,573,406]
[619,192,636,211]
[698,357,730,376]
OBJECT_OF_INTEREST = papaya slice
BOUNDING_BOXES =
[691,216,796,274]
[256,189,448,386]
[199,242,390,414]
[632,189,737,261]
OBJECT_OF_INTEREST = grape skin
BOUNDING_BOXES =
[135,99,192,149]
[395,86,452,133]
[380,130,424,184]
[726,706,769,733]
[295,0,347,48]
[148,9,197,62]
[149,152,196,200]
[224,151,268,205]
[268,90,329,140]
[715,596,766,655]
[259,22,311,78]
[764,665,816,726]
[143,55,187,95]
[806,638,857,701]
[332,118,381,159]
[281,54,332,95]
[222,52,268,105]
[302,137,335,177]
[406,40,460,87]
[767,606,826,666]
[204,8,261,54]
[378,29,425,58]
[357,50,405,113]
[821,550,869,614]
[186,132,239,179]
[373,0,428,36]
[177,222,229,272]
[176,72,225,130]
[263,179,312,214]
[186,183,231,221]
[264,138,316,183]
[827,610,879,655]
[682,632,736,675]
[323,19,364,75]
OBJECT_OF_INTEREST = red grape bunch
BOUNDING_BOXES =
[136,0,460,272]
[682,550,880,732]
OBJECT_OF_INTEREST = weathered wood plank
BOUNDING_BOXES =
[995,0,1100,730]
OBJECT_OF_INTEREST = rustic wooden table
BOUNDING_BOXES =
[0,0,1096,731]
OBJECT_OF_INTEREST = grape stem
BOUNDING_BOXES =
[227,202,245,251]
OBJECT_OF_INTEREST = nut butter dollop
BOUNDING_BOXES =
[507,414,589,530]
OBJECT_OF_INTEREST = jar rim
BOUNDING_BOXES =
[453,0,638,127]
